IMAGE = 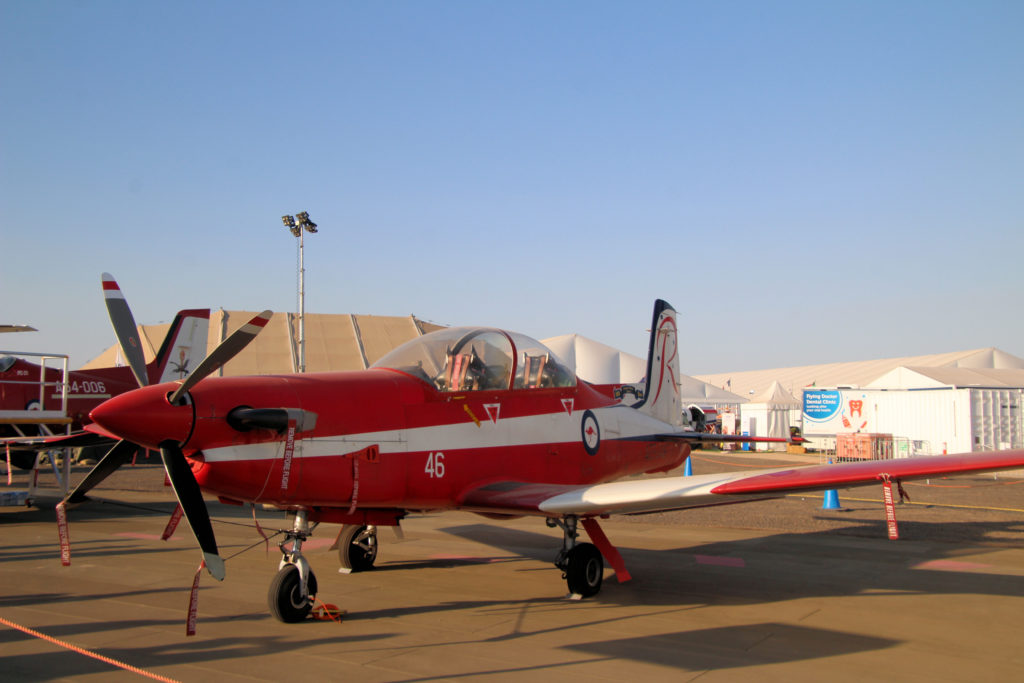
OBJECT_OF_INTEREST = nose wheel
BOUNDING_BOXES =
[269,510,319,622]
[269,564,319,623]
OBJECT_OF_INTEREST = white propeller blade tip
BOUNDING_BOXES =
[204,553,226,581]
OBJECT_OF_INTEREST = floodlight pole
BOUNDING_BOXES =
[298,229,307,373]
[281,212,318,373]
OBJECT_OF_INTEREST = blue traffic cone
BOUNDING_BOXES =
[822,457,841,508]
[684,456,692,477]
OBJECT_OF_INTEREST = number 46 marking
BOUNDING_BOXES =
[425,451,446,479]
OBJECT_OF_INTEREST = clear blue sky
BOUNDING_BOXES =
[2,1,1022,373]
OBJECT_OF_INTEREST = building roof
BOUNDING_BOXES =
[867,366,1024,390]
[695,347,1024,399]
[81,310,445,375]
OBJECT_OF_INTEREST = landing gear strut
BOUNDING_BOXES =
[269,510,318,623]
[548,515,603,597]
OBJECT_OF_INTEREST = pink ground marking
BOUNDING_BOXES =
[431,554,504,563]
[914,559,991,572]
[114,532,178,541]
[695,554,746,568]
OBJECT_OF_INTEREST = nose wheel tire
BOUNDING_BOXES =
[268,564,318,623]
[564,542,603,597]
[338,524,378,572]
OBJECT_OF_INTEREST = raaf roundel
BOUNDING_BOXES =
[57,275,1024,626]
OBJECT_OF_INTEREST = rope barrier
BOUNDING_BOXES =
[0,615,181,683]
[793,493,1024,514]
[904,479,1024,489]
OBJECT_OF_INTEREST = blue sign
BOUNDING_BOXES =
[803,390,842,422]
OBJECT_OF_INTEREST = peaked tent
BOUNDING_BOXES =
[741,380,800,452]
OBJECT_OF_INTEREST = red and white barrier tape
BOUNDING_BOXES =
[56,501,71,566]
[881,476,899,540]
[161,504,183,540]
[280,421,297,491]
[348,454,360,515]
[186,560,205,637]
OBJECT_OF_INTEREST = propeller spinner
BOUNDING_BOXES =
[67,274,272,581]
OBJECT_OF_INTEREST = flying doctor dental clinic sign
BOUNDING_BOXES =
[803,389,870,433]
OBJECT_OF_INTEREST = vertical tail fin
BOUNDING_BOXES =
[634,300,681,426]
[151,309,210,384]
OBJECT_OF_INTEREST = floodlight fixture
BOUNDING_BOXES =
[296,211,318,233]
[282,214,300,236]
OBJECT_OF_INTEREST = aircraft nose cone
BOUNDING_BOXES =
[89,385,194,449]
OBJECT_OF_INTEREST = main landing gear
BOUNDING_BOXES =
[336,524,378,573]
[548,515,604,598]
[269,510,319,623]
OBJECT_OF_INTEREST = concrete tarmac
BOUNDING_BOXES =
[3,453,1024,681]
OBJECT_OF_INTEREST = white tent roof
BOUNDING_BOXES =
[541,334,646,384]
[696,347,1024,400]
[868,366,1024,390]
[750,380,801,407]
[680,376,748,404]
[541,333,746,405]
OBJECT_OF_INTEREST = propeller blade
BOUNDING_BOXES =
[101,273,150,388]
[65,439,140,503]
[168,310,272,405]
[159,442,225,580]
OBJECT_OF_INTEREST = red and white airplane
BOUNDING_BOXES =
[66,275,1024,624]
[1,290,208,469]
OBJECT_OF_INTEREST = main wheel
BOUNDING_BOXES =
[565,543,603,597]
[338,525,378,572]
[268,564,318,623]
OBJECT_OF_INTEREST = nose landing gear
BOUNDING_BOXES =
[269,510,319,623]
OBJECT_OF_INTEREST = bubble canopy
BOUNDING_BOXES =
[372,327,576,392]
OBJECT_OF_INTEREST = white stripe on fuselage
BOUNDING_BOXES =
[201,405,678,463]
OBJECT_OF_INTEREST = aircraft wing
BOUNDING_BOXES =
[2,431,113,450]
[459,449,1024,517]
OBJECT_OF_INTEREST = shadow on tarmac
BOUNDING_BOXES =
[437,521,1024,606]
[4,509,1017,679]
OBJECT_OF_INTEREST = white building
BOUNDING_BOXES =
[802,366,1024,455]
